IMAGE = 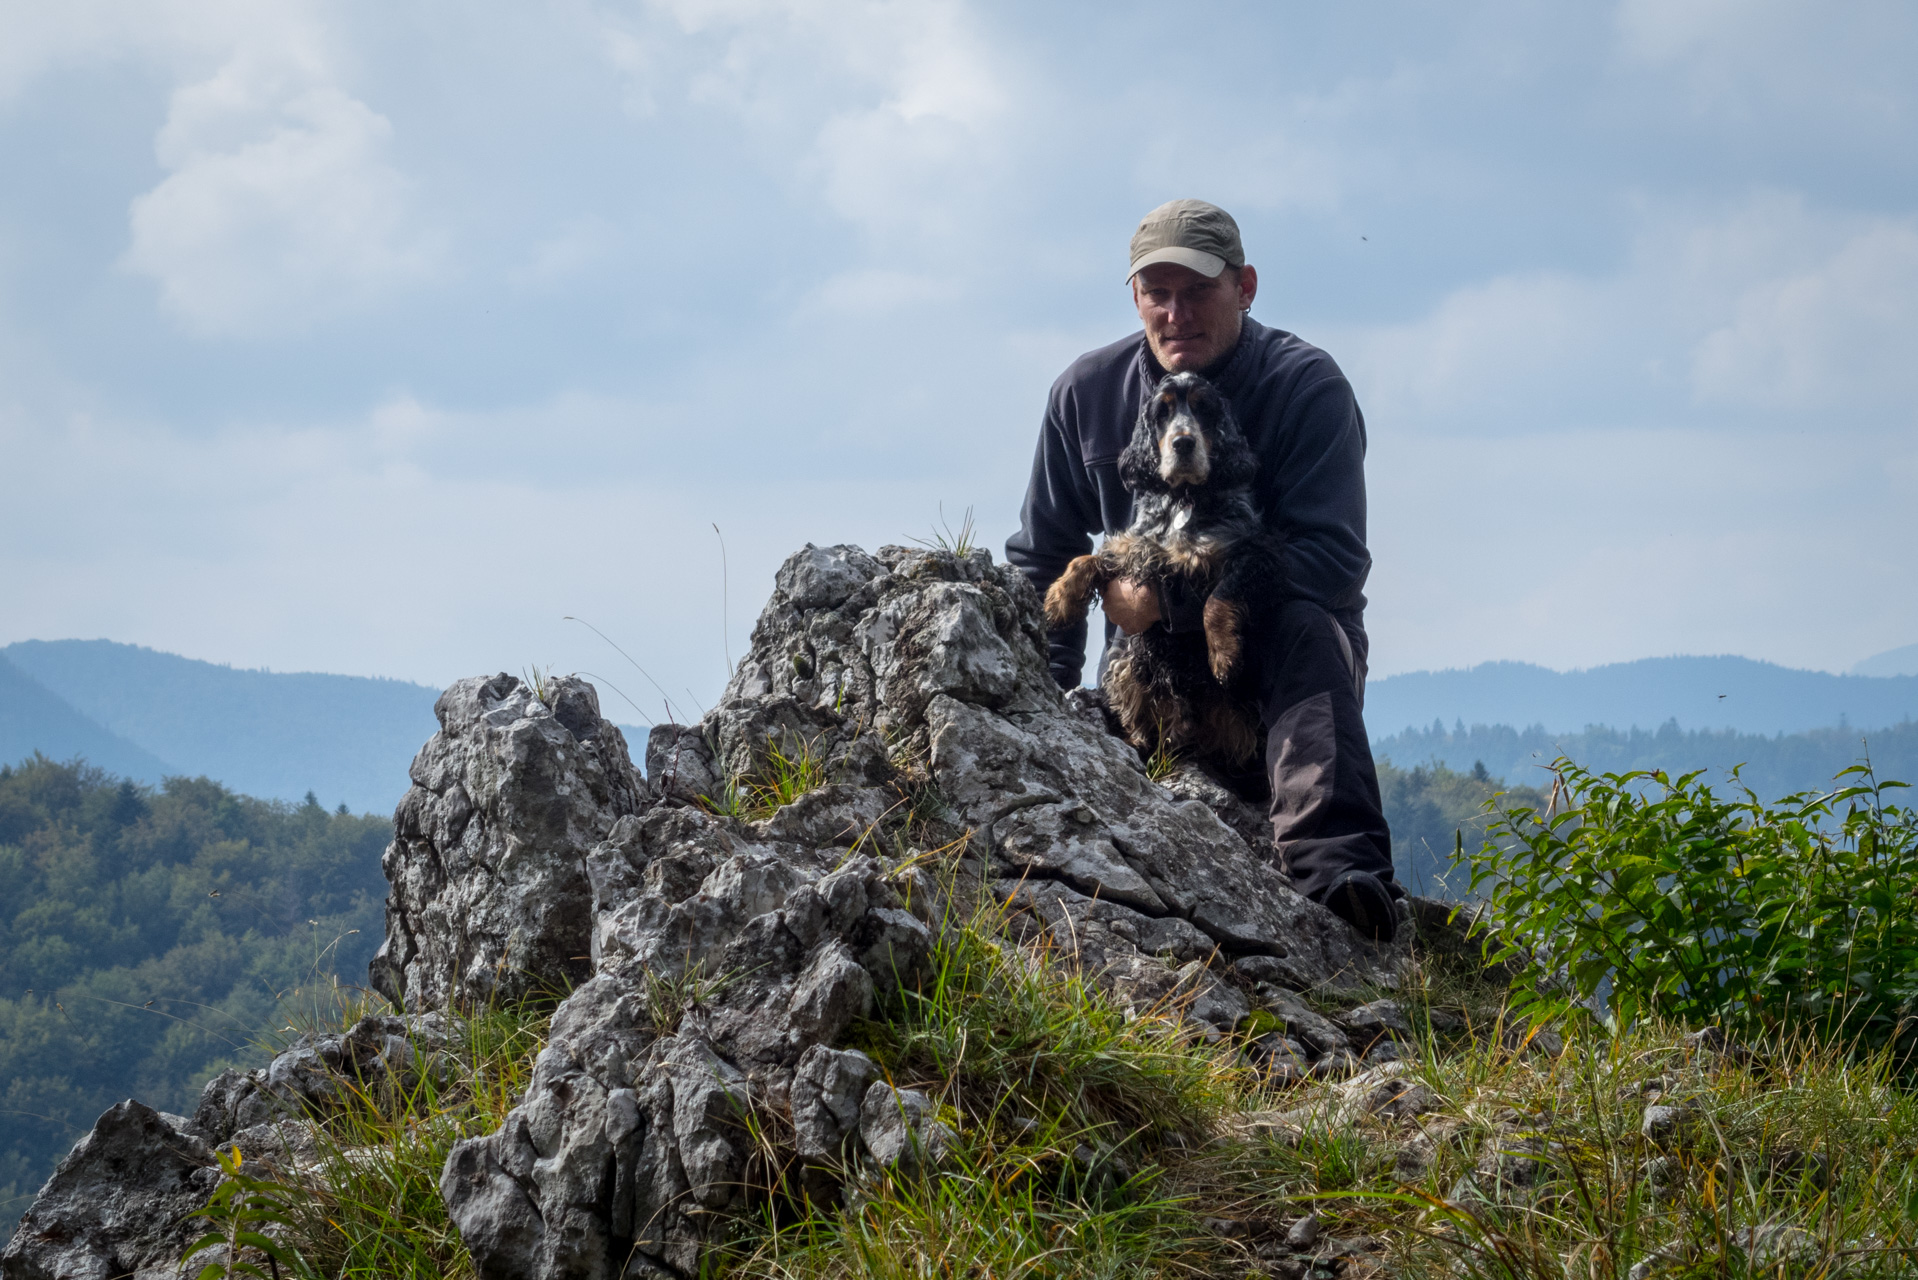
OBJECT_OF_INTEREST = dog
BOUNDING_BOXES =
[1042,371,1284,767]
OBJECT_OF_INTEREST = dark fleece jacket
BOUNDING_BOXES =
[1006,316,1371,689]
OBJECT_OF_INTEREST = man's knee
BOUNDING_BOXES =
[1260,600,1360,710]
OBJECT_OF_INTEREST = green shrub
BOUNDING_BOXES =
[1470,759,1918,1053]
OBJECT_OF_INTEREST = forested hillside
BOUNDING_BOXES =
[1374,758,1544,898]
[1374,718,1918,801]
[0,758,387,1211]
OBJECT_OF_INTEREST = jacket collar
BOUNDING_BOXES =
[1136,314,1262,398]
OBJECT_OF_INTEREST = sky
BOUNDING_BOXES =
[2,0,1914,722]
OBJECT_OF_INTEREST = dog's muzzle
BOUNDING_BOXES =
[1159,422,1209,484]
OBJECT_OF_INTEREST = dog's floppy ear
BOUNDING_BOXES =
[1210,418,1257,490]
[1119,399,1167,493]
[1206,395,1258,490]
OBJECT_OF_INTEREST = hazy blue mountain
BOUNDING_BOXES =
[1373,718,1918,802]
[1853,642,1918,678]
[0,654,176,783]
[1367,656,1918,739]
[2,640,440,814]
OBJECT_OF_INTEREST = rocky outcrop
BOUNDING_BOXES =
[712,544,1399,992]
[6,542,1406,1279]
[372,674,649,1010]
[427,544,1402,1279]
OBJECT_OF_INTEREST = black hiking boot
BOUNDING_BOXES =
[1318,870,1399,945]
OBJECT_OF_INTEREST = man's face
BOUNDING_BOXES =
[1132,261,1258,373]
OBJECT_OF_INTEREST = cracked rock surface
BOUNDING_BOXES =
[372,673,650,1012]
[6,543,1407,1280]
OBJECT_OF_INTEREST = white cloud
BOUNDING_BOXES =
[1691,218,1918,413]
[599,0,1015,247]
[1325,195,1918,438]
[123,48,439,336]
[513,215,621,287]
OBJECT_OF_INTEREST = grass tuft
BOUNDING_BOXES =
[704,734,834,823]
[241,996,551,1279]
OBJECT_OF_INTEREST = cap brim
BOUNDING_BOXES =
[1126,246,1228,282]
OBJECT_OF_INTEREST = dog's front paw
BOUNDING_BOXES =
[1202,595,1244,683]
[1043,555,1103,630]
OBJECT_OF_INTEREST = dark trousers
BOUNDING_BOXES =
[1256,602,1396,900]
[1098,601,1397,899]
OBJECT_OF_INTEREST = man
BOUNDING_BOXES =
[1005,198,1403,941]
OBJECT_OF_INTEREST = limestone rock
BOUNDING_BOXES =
[5,543,1422,1278]
[372,673,648,1010]
[190,1013,454,1145]
[440,975,668,1280]
[792,1046,879,1161]
[717,544,1404,988]
[1341,1000,1413,1050]
[859,1083,955,1174]
[0,1101,220,1280]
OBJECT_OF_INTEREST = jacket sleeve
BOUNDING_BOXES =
[1264,374,1371,610]
[1005,402,1099,688]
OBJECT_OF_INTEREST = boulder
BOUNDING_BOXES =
[190,1012,455,1146]
[0,1101,220,1280]
[791,1047,879,1161]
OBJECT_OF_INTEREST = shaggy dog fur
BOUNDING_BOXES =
[1043,371,1285,766]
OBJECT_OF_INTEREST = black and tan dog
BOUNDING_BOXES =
[1043,371,1284,766]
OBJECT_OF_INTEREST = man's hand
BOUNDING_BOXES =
[1101,577,1161,635]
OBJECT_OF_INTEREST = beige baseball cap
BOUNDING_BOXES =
[1127,199,1245,281]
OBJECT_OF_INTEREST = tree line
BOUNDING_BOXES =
[0,756,387,1212]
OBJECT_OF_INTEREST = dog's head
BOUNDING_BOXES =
[1119,371,1255,495]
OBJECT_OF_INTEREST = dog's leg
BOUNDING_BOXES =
[1043,555,1107,630]
[1101,648,1150,746]
[1202,594,1246,683]
[1202,698,1262,767]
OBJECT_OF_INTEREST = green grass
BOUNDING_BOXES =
[194,884,1918,1280]
[857,903,1240,1137]
[704,734,835,822]
[726,897,1231,1279]
[205,992,551,1280]
[712,895,1918,1280]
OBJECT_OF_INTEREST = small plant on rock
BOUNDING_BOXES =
[702,733,833,822]
[182,1149,316,1280]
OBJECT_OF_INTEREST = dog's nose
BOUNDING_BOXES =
[1171,435,1196,457]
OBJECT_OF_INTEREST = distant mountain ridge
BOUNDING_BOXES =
[9,640,1917,816]
[0,655,175,783]
[1374,718,1918,802]
[1367,655,1918,739]
[1854,642,1918,678]
[1,640,439,814]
